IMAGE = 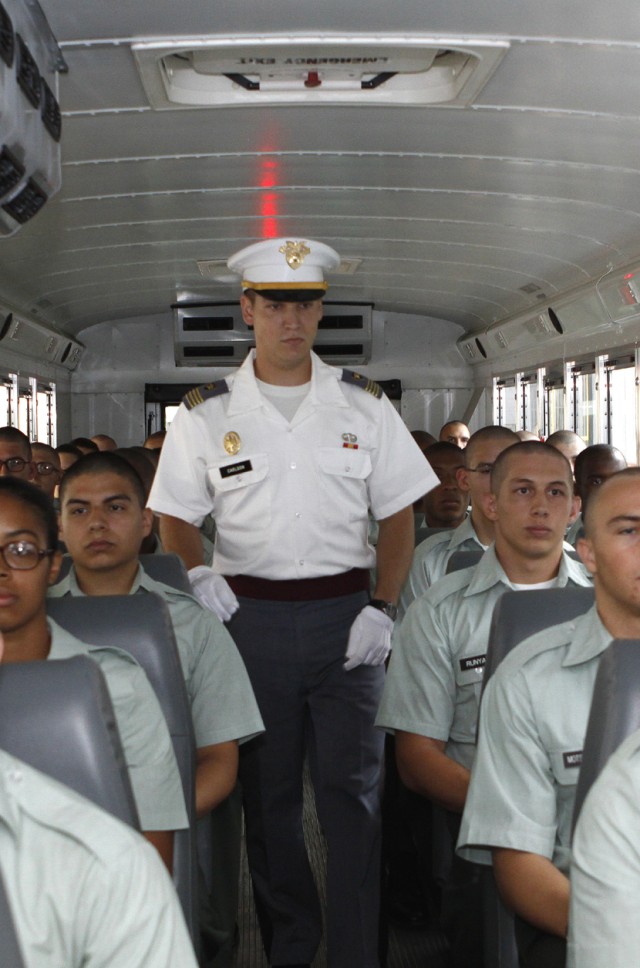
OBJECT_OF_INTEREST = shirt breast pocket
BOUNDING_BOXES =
[317,447,372,524]
[206,453,270,538]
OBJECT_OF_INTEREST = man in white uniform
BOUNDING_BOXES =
[149,237,437,968]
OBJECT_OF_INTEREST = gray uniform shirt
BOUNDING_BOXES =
[0,749,197,967]
[48,619,188,832]
[376,547,591,771]
[568,728,640,968]
[457,606,611,873]
[399,515,484,619]
[51,566,264,749]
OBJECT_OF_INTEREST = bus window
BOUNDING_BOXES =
[606,356,637,463]
[544,376,567,436]
[572,363,596,446]
[0,382,10,426]
[494,377,517,430]
[34,383,56,445]
[520,373,543,437]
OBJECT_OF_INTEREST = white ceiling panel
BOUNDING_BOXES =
[1,0,640,344]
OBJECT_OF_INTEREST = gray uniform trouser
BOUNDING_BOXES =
[227,591,384,968]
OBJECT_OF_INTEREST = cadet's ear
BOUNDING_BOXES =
[47,549,63,587]
[576,536,596,576]
[456,466,470,493]
[141,507,154,538]
[482,488,499,522]
[240,294,255,329]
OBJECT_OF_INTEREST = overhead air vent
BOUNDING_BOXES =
[0,0,64,236]
[0,306,83,367]
[134,35,508,109]
[173,301,373,366]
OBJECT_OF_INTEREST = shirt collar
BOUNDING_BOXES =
[464,545,591,598]
[227,349,349,417]
[562,606,613,667]
[48,563,150,598]
[447,515,481,551]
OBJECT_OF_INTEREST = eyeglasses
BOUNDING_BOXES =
[467,463,494,475]
[0,540,54,571]
[0,458,28,474]
[35,461,60,476]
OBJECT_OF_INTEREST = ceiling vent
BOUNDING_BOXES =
[0,307,83,368]
[134,35,508,109]
[173,301,373,366]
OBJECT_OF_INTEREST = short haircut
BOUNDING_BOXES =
[574,444,627,484]
[546,430,584,447]
[91,434,117,450]
[70,437,99,453]
[490,441,573,495]
[582,466,640,537]
[32,442,61,464]
[440,419,467,434]
[465,425,520,464]
[56,443,83,458]
[0,426,31,459]
[59,452,147,509]
[0,477,58,550]
[425,441,466,463]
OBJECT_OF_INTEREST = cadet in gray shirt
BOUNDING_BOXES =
[377,442,585,967]
[378,442,585,812]
[400,426,519,616]
[55,452,265,817]
[569,729,640,968]
[0,747,197,968]
[459,467,639,968]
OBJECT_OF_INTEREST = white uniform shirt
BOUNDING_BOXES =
[149,351,437,580]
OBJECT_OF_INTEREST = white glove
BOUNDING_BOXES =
[344,605,393,671]
[188,566,239,622]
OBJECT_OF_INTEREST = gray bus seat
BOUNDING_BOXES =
[46,594,198,944]
[0,656,138,826]
[572,640,640,833]
[0,657,139,968]
[479,585,595,968]
[414,525,452,547]
[446,549,483,574]
[139,552,192,593]
[0,867,25,968]
[485,585,594,684]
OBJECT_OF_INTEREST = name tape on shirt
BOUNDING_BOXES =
[459,654,486,673]
[562,750,582,769]
[220,460,253,479]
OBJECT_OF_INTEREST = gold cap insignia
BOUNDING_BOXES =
[279,240,311,270]
[223,431,241,455]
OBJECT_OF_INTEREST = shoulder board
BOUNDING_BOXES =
[341,369,383,399]
[183,380,230,411]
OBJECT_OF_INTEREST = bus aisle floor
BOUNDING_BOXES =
[234,764,449,968]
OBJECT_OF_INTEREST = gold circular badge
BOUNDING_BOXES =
[223,431,241,455]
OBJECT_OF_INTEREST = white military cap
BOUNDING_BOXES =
[227,238,340,297]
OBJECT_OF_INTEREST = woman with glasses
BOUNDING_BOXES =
[0,476,188,871]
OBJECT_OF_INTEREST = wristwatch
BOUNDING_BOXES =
[369,599,398,622]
